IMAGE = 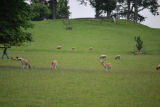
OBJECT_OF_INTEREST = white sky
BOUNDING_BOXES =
[69,0,160,28]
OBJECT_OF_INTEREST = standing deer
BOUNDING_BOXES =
[17,57,31,69]
[101,61,112,72]
[51,60,58,71]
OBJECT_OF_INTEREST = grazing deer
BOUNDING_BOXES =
[57,46,62,49]
[16,57,31,69]
[10,57,17,61]
[89,47,93,50]
[66,26,72,30]
[72,47,75,50]
[99,55,107,59]
[62,19,68,24]
[51,60,58,71]
[156,64,160,70]
[99,54,107,62]
[101,61,112,72]
[115,55,120,60]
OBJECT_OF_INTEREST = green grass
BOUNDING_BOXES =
[0,19,160,107]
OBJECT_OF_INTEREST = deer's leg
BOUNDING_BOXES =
[54,65,57,71]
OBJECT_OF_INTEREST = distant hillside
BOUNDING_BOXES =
[12,19,160,55]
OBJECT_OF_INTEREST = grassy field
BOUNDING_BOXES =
[0,19,160,107]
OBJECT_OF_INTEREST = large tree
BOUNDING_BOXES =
[56,0,70,19]
[118,0,159,22]
[31,3,51,20]
[48,0,70,19]
[78,0,117,18]
[0,0,33,47]
[101,0,117,18]
[48,0,57,19]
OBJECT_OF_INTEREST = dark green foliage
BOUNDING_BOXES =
[118,0,159,22]
[135,36,143,51]
[56,0,70,19]
[0,0,33,47]
[101,0,117,18]
[31,3,51,20]
[78,0,117,18]
[38,0,70,19]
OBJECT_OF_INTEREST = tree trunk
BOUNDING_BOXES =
[127,0,131,20]
[134,0,138,23]
[107,11,111,18]
[52,0,57,19]
[95,8,100,18]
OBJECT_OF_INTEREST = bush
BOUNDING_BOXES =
[135,36,143,52]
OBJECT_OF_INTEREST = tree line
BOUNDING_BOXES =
[30,0,159,22]
[78,0,159,22]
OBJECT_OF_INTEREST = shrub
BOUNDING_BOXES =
[135,36,143,52]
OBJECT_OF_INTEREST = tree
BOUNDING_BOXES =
[118,0,159,22]
[48,0,57,19]
[101,0,117,18]
[48,0,70,19]
[56,0,70,19]
[135,36,143,52]
[0,0,33,47]
[78,0,117,18]
[31,3,51,20]
[31,0,70,19]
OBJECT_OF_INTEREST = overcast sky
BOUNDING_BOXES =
[68,0,160,28]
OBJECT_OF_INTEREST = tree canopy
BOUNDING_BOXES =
[78,0,159,22]
[30,0,70,20]
[0,0,33,47]
[78,0,117,18]
[117,0,159,22]
[56,0,70,19]
[31,3,51,21]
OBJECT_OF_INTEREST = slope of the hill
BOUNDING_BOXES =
[11,19,160,55]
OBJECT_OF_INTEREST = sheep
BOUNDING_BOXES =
[57,46,62,49]
[51,60,58,71]
[115,55,120,60]
[156,64,160,70]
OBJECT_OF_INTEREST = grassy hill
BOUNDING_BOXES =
[0,19,160,107]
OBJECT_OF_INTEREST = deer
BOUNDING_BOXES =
[156,64,160,70]
[89,47,93,50]
[101,61,112,72]
[51,60,58,71]
[72,47,75,50]
[16,57,31,69]
[115,55,120,60]
[10,57,17,61]
[57,46,62,49]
